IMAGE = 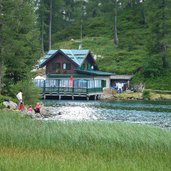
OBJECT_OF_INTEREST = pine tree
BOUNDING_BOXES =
[1,0,40,92]
[144,0,171,77]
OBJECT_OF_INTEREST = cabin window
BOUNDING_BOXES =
[63,63,71,70]
[52,63,60,73]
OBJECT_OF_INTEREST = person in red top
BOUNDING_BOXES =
[18,102,25,111]
[34,102,41,114]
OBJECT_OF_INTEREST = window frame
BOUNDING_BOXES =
[63,63,71,70]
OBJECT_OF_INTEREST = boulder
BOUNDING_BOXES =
[39,106,61,118]
[3,100,17,109]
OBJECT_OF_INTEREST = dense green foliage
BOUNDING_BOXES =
[0,111,171,171]
[0,0,40,101]
[0,0,40,102]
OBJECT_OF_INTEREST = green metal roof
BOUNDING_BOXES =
[47,74,93,78]
[39,49,89,67]
[75,69,113,76]
[61,49,89,65]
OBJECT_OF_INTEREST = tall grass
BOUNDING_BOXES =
[0,111,171,171]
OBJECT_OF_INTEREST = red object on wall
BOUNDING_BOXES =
[70,76,74,87]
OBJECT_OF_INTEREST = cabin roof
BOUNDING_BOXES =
[110,75,134,80]
[61,49,89,65]
[39,49,90,67]
[47,74,93,78]
[75,69,113,76]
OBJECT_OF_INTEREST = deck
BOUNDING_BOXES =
[41,87,103,100]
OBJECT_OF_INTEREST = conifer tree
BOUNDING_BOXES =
[144,0,171,77]
[0,0,39,92]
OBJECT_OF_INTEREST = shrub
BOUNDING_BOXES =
[8,80,41,106]
[143,55,163,78]
[143,90,151,100]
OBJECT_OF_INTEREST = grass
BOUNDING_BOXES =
[0,111,171,171]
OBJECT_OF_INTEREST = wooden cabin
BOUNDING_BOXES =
[35,49,112,100]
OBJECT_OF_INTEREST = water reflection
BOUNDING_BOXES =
[42,100,171,129]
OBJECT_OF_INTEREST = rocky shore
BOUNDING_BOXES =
[2,89,171,123]
[2,97,171,130]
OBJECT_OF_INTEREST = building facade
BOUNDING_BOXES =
[34,49,134,99]
[35,49,111,99]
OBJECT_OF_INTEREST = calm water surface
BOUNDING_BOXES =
[42,100,171,130]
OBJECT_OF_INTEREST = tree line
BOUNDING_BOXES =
[0,0,40,103]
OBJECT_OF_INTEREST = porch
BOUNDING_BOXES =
[33,78,103,100]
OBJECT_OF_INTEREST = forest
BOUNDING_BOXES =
[1,0,171,99]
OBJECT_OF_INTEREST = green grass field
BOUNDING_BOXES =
[0,111,171,171]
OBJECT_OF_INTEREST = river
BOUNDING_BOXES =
[42,100,171,130]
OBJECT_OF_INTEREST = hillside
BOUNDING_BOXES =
[48,1,171,91]
[52,14,171,90]
[52,36,171,90]
[53,37,146,74]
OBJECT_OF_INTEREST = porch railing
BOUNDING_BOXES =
[42,87,103,94]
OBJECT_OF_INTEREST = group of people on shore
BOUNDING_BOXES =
[17,91,41,114]
[18,102,41,114]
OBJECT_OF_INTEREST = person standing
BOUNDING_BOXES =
[16,91,23,103]
[16,91,23,110]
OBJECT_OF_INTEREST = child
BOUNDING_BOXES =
[27,105,33,112]
[34,102,41,114]
[18,102,25,111]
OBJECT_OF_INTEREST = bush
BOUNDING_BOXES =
[143,55,163,78]
[143,90,151,100]
[8,80,41,106]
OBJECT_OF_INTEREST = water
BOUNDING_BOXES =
[42,100,171,130]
